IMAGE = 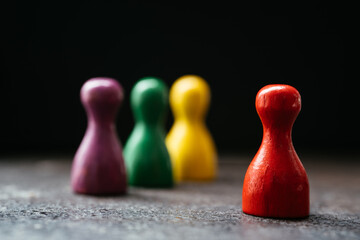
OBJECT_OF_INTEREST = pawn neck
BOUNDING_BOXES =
[262,126,294,150]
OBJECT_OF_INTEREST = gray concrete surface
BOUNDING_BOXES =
[0,155,359,240]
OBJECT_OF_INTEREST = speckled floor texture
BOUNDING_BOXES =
[0,155,359,240]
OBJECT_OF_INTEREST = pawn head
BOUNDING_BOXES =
[169,75,210,120]
[130,77,168,125]
[80,77,124,122]
[256,84,301,129]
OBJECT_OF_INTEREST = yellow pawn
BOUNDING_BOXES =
[166,75,217,182]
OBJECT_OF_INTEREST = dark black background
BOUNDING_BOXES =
[0,2,352,156]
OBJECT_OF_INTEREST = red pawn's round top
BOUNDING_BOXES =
[256,84,301,130]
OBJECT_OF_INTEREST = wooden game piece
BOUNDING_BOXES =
[242,84,309,218]
[123,77,173,188]
[166,75,217,182]
[71,77,127,195]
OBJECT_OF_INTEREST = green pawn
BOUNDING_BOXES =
[124,77,174,188]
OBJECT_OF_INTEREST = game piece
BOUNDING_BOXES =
[166,75,217,182]
[71,77,127,195]
[123,77,173,188]
[242,84,309,218]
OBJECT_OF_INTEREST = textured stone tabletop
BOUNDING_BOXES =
[0,155,359,240]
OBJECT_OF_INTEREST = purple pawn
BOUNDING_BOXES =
[71,77,127,195]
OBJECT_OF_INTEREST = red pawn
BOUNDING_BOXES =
[242,84,309,218]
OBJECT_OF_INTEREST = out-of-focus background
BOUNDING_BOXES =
[0,2,351,156]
